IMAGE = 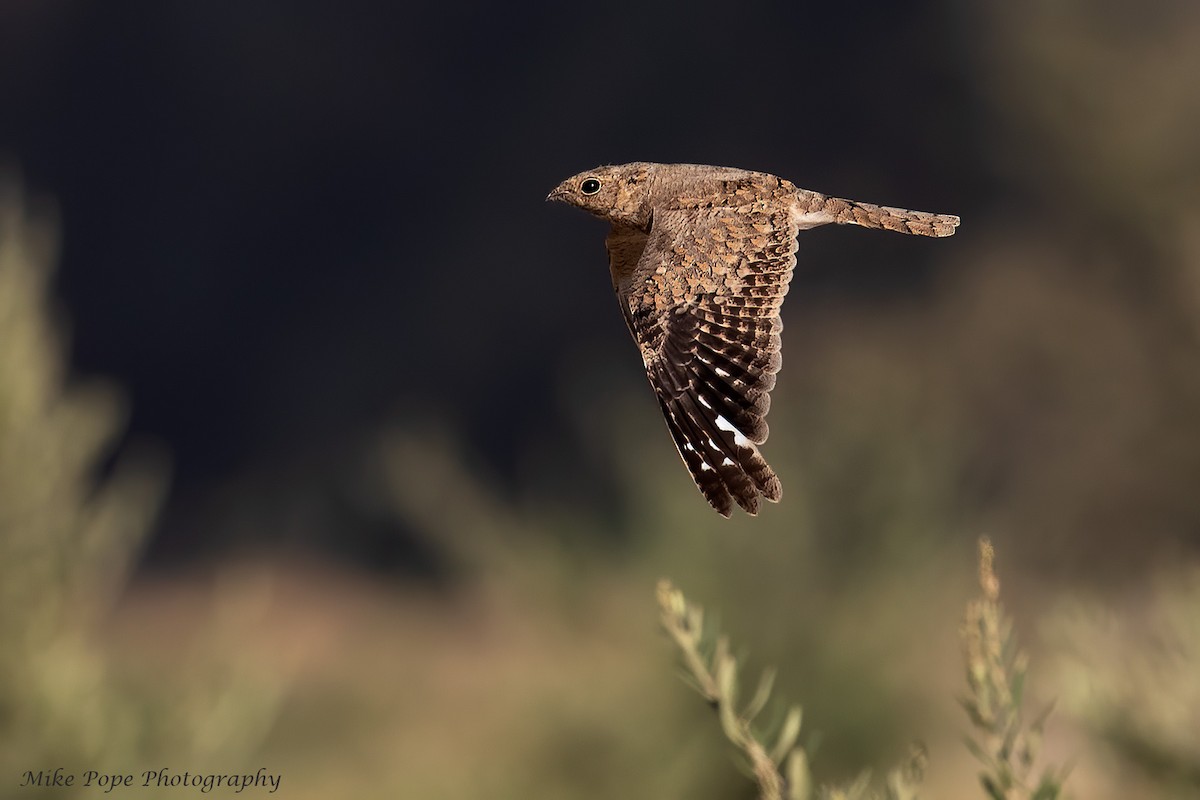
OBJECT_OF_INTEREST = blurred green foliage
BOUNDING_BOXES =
[655,539,1067,800]
[1045,568,1200,797]
[960,540,1065,800]
[1,177,283,793]
[657,576,928,800]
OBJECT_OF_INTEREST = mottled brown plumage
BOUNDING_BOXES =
[548,162,959,517]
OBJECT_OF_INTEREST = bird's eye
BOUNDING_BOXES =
[580,178,602,195]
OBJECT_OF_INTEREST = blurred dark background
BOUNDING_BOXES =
[0,0,984,568]
[3,1,1199,797]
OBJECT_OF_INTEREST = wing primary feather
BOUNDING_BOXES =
[675,392,762,514]
[653,389,735,517]
[685,367,770,444]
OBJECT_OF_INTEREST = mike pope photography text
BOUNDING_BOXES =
[20,767,281,794]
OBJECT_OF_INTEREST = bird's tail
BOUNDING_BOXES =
[798,191,960,238]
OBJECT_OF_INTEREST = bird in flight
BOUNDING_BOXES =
[548,163,959,517]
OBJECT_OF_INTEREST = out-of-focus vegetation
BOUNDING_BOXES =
[0,177,283,791]
[1045,569,1200,796]
[2,175,1195,796]
[2,1,1200,798]
[657,576,928,800]
[656,540,1065,800]
[960,540,1065,800]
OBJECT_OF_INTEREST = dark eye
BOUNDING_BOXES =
[580,178,601,195]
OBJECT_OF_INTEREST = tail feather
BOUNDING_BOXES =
[798,191,960,237]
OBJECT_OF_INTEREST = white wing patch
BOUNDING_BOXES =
[715,414,752,449]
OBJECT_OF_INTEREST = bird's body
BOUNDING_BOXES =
[548,163,959,517]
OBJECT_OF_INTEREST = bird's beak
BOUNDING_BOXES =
[546,181,569,202]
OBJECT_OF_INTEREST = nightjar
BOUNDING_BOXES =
[549,163,959,517]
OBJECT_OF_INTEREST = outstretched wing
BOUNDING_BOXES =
[614,195,798,516]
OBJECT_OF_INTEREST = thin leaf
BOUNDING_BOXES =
[785,749,812,800]
[1009,661,1026,710]
[1031,778,1062,800]
[979,773,1005,800]
[770,707,803,765]
[744,667,776,723]
[962,735,990,765]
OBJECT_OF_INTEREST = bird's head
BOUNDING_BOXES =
[547,163,655,230]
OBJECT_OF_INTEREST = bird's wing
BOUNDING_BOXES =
[605,224,650,294]
[621,197,798,516]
